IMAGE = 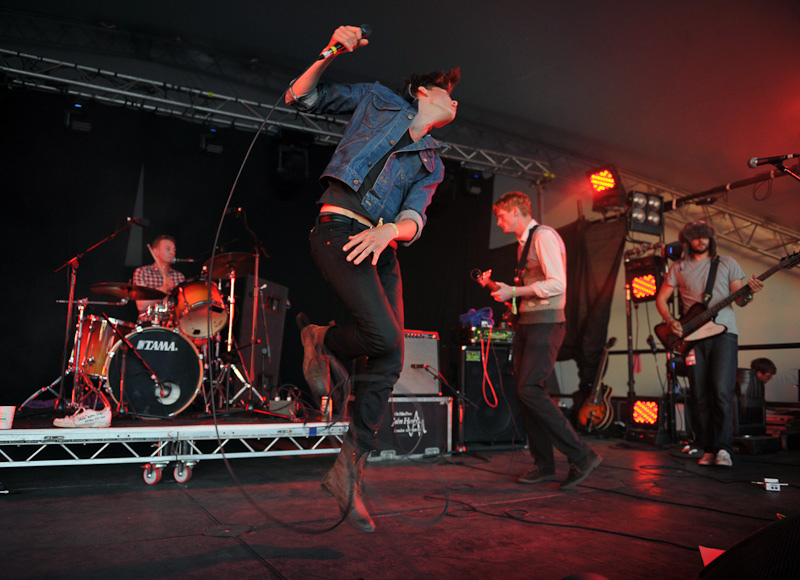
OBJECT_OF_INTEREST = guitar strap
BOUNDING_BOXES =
[702,256,720,307]
[514,225,539,285]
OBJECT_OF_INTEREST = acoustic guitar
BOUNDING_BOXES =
[577,337,616,432]
[654,251,799,356]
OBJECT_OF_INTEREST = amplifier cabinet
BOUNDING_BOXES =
[456,344,526,450]
[369,396,452,462]
[393,330,441,396]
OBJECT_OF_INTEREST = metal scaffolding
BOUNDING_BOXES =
[1,45,798,259]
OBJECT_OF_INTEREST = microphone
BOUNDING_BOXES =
[319,25,372,60]
[748,154,799,168]
[410,363,428,369]
[127,217,150,227]
[172,257,196,263]
[225,207,242,216]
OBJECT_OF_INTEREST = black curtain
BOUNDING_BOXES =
[0,86,625,407]
[559,218,627,396]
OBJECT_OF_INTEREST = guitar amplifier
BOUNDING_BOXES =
[460,326,515,345]
[393,330,441,396]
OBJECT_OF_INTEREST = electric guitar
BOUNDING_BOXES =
[475,269,519,328]
[654,251,800,356]
[577,337,616,432]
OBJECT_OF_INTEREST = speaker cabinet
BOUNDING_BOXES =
[456,344,526,450]
[393,330,441,396]
[237,276,288,397]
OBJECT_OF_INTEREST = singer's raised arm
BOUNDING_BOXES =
[285,26,368,107]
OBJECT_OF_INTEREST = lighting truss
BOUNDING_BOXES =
[0,48,555,182]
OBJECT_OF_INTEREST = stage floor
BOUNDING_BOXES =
[2,420,799,580]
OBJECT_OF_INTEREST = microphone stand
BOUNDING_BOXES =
[417,365,480,410]
[237,208,271,396]
[48,219,139,410]
[774,162,800,184]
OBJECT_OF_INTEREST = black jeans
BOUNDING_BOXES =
[513,321,592,469]
[309,215,404,452]
[687,332,738,454]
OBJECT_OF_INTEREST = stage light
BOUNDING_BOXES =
[632,399,659,426]
[588,165,626,213]
[628,191,663,235]
[624,255,665,303]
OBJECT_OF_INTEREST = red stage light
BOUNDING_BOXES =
[631,273,658,301]
[587,165,625,213]
[588,168,617,193]
[632,399,659,425]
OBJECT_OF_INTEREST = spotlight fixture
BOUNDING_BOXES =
[627,191,663,236]
[588,165,626,213]
[632,398,660,426]
[64,102,92,132]
[624,255,665,303]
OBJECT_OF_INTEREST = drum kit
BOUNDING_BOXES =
[27,252,267,419]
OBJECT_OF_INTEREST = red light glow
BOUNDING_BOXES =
[631,274,658,300]
[632,400,659,425]
[589,169,617,193]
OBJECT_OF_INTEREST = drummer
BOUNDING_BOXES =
[132,235,185,325]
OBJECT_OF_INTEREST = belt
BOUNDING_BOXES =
[318,213,372,228]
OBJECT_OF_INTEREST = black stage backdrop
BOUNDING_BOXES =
[0,88,623,407]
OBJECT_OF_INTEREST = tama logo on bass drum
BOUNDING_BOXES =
[136,339,179,352]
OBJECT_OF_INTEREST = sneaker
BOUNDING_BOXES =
[560,451,602,489]
[715,449,733,467]
[517,465,557,484]
[53,406,111,428]
[697,452,715,466]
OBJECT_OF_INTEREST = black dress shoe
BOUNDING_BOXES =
[560,451,602,489]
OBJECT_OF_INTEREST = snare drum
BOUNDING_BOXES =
[145,299,176,328]
[103,326,202,418]
[70,315,136,377]
[173,279,227,338]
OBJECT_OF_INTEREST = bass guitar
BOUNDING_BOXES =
[577,337,616,432]
[655,251,799,356]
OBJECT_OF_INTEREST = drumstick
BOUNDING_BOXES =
[146,243,171,291]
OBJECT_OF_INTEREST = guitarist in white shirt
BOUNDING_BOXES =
[491,191,602,489]
[655,220,763,467]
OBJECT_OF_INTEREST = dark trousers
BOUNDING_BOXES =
[687,332,738,454]
[309,216,404,452]
[513,321,591,469]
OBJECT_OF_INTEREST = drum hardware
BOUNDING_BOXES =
[199,335,266,414]
[23,218,140,412]
[20,297,122,412]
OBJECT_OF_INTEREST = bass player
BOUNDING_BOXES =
[655,220,763,467]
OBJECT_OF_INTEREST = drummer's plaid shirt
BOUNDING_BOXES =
[132,264,185,322]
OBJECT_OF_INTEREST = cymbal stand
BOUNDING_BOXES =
[209,340,266,410]
[46,218,139,408]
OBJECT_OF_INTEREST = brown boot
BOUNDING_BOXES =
[300,324,332,401]
[321,438,375,532]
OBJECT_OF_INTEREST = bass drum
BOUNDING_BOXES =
[103,327,203,418]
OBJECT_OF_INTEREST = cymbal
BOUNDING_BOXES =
[90,282,166,301]
[203,252,255,279]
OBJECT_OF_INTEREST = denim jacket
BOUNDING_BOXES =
[288,81,449,245]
